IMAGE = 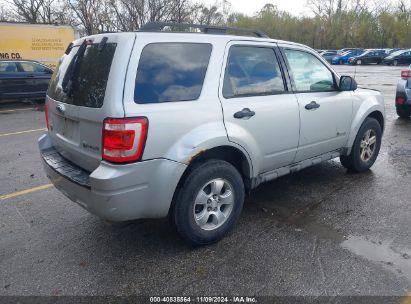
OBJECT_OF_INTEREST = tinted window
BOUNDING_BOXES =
[48,42,117,108]
[223,46,285,98]
[284,49,336,92]
[134,43,212,104]
[0,62,18,73]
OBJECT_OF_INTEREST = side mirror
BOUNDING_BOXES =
[339,75,357,91]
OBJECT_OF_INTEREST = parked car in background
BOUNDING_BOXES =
[0,59,53,102]
[332,49,364,65]
[337,48,364,55]
[320,50,337,63]
[386,48,406,55]
[39,23,385,245]
[395,65,411,118]
[383,49,411,66]
[348,50,387,65]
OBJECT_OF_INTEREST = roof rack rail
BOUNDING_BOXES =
[139,22,269,38]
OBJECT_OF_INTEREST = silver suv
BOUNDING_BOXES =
[39,23,385,245]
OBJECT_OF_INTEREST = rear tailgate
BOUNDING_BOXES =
[46,33,136,172]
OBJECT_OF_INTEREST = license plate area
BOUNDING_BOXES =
[55,116,80,143]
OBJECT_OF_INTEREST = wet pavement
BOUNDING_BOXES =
[0,65,410,298]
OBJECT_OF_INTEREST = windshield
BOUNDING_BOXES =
[48,42,117,108]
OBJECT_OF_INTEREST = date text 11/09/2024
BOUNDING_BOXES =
[149,296,257,303]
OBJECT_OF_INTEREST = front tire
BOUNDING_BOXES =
[339,60,344,65]
[357,59,362,65]
[340,117,382,172]
[393,60,398,66]
[172,160,245,246]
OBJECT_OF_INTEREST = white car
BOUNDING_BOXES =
[39,23,385,245]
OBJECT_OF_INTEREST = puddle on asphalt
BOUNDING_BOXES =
[282,210,411,282]
[342,236,411,282]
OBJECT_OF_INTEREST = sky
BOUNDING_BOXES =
[202,0,312,16]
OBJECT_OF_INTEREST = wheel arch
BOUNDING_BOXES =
[168,144,253,217]
[179,145,253,189]
[368,110,385,131]
[346,105,385,155]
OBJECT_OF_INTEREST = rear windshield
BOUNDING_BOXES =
[134,43,212,104]
[48,42,117,108]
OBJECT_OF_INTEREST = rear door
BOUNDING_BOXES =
[0,61,28,99]
[17,61,52,96]
[219,41,300,174]
[46,33,136,172]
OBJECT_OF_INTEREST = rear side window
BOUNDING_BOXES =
[48,42,117,108]
[0,62,18,73]
[223,46,285,98]
[134,43,212,104]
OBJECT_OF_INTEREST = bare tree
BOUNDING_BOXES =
[8,0,45,22]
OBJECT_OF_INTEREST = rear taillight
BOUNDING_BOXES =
[401,70,411,79]
[396,96,406,105]
[44,103,49,130]
[102,117,148,163]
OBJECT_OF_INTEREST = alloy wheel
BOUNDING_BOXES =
[193,178,234,231]
[360,129,377,162]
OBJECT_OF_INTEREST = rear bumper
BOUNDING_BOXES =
[39,133,187,221]
[396,80,411,105]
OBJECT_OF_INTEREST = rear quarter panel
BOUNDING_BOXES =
[122,34,249,170]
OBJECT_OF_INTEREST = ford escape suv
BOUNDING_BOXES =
[39,23,385,245]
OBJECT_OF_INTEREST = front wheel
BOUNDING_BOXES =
[339,60,344,65]
[172,160,245,246]
[393,60,398,66]
[340,117,382,172]
[357,59,362,65]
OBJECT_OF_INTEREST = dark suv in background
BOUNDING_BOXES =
[348,50,387,65]
[0,60,53,102]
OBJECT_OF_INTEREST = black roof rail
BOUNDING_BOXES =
[139,22,269,38]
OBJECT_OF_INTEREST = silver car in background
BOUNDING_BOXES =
[395,64,411,118]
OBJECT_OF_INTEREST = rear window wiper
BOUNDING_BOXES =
[62,40,88,97]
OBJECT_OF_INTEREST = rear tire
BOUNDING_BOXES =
[172,160,245,246]
[339,60,344,65]
[393,60,398,66]
[396,106,411,118]
[340,117,382,172]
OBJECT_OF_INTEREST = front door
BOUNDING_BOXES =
[219,41,300,174]
[281,47,353,162]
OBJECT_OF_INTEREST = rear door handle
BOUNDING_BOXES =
[234,108,255,119]
[305,101,320,110]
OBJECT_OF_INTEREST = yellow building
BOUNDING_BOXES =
[0,22,79,69]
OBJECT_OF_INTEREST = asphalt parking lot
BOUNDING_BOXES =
[0,65,410,299]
